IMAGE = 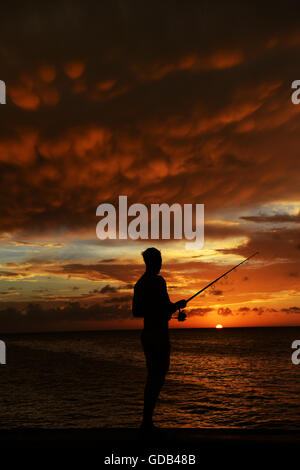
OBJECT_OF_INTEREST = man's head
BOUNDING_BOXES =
[142,247,162,274]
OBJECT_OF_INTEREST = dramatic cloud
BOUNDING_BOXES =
[211,289,223,296]
[218,307,233,316]
[241,212,300,224]
[0,296,132,332]
[96,284,119,294]
[282,306,300,314]
[0,2,300,236]
[188,307,215,317]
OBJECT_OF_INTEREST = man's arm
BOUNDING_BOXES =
[158,276,186,318]
[132,285,144,317]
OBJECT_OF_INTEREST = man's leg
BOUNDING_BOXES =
[141,344,170,428]
[142,369,166,427]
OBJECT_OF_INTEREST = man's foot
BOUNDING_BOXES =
[140,420,160,432]
[140,420,154,429]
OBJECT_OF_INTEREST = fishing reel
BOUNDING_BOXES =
[177,309,187,322]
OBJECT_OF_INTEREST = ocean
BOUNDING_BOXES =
[0,327,299,429]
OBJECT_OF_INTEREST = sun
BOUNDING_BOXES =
[216,324,223,329]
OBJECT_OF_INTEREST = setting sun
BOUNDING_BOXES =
[216,324,223,329]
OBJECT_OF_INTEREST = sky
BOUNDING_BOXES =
[0,1,300,332]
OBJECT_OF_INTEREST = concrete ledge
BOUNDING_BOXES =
[0,428,299,446]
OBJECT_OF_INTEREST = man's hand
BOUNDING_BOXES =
[176,299,187,310]
[178,310,187,322]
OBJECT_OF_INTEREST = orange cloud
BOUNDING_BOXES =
[9,85,40,110]
[64,61,85,79]
[38,65,56,83]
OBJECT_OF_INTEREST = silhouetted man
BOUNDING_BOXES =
[132,247,186,430]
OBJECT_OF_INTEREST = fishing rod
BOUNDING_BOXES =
[175,251,259,321]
